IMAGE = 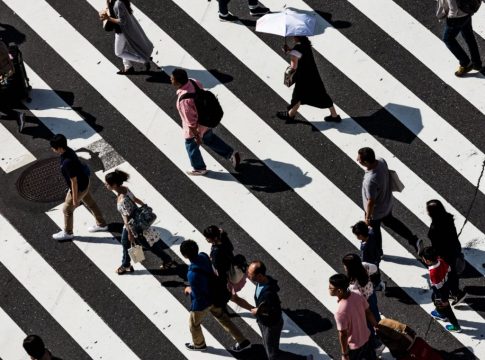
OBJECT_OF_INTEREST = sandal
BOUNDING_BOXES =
[160,260,176,270]
[116,265,134,275]
[276,110,295,121]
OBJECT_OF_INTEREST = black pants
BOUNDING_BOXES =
[258,319,305,360]
[218,0,258,14]
[433,286,459,327]
[370,211,418,256]
[349,339,377,360]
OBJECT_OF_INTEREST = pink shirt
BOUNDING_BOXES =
[176,79,208,139]
[334,292,371,350]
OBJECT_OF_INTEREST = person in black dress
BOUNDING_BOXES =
[426,199,467,306]
[278,36,341,123]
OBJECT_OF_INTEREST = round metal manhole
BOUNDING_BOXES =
[16,157,67,203]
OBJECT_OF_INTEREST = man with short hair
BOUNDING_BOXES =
[357,147,422,256]
[180,239,251,352]
[436,0,482,76]
[23,334,62,360]
[233,260,313,360]
[171,68,240,176]
[50,134,108,240]
[329,274,378,360]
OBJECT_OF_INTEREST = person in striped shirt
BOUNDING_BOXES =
[420,246,461,332]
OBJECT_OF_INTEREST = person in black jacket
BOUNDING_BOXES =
[204,225,234,284]
[426,199,466,306]
[23,335,63,360]
[233,260,312,360]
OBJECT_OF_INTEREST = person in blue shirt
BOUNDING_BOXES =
[180,239,250,352]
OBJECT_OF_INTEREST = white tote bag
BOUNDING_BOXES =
[128,244,145,263]
[389,170,405,192]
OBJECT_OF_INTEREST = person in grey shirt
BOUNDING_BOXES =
[357,147,422,256]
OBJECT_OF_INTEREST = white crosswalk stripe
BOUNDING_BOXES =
[1,0,484,358]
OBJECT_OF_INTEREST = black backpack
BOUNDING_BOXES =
[193,254,231,307]
[456,0,482,14]
[179,79,223,128]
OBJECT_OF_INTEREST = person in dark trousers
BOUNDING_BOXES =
[180,239,251,352]
[217,0,269,22]
[104,170,174,274]
[171,68,240,176]
[420,246,462,332]
[50,134,108,241]
[352,221,385,291]
[204,225,234,284]
[277,36,341,123]
[426,199,466,306]
[23,334,63,360]
[357,147,422,256]
[329,273,378,360]
[233,260,313,360]
[436,0,482,76]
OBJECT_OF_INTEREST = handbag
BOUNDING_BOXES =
[128,204,157,236]
[389,170,405,192]
[128,244,145,263]
[102,0,120,32]
[284,65,296,87]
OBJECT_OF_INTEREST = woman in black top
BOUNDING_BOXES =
[278,36,341,123]
[204,225,234,284]
[426,199,466,304]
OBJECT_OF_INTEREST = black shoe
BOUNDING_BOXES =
[231,339,251,352]
[472,63,482,71]
[249,6,270,16]
[144,61,151,72]
[219,12,239,22]
[276,110,295,121]
[451,290,467,306]
[185,343,207,351]
[117,67,135,75]
[324,115,342,123]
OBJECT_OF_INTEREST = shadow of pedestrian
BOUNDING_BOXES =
[159,65,234,88]
[283,308,333,336]
[439,346,475,360]
[0,23,26,44]
[314,11,352,29]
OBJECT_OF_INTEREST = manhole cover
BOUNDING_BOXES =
[16,157,67,203]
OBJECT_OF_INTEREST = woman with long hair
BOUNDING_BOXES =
[278,36,341,122]
[105,169,174,274]
[343,253,384,355]
[100,0,153,74]
[426,199,466,305]
[204,225,246,293]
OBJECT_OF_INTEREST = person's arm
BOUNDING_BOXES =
[70,177,79,206]
[231,294,256,312]
[122,213,135,242]
[365,307,378,328]
[338,330,350,360]
[290,56,299,70]
[179,98,201,144]
[365,198,375,224]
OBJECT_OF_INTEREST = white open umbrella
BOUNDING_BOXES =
[255,8,317,37]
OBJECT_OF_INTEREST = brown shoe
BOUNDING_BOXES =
[455,64,473,77]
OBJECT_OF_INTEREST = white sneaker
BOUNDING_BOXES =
[52,230,74,241]
[87,225,109,233]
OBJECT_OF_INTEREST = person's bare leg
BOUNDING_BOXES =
[329,105,338,117]
[288,102,301,118]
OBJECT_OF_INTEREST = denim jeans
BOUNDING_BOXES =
[185,129,234,170]
[121,227,172,267]
[218,0,259,15]
[443,15,482,67]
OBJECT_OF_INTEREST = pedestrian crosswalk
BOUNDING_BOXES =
[0,0,484,358]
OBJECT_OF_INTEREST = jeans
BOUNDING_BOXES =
[370,211,418,256]
[367,292,383,349]
[218,0,259,15]
[120,227,173,268]
[184,129,234,170]
[258,318,305,360]
[443,15,482,67]
[189,305,246,347]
